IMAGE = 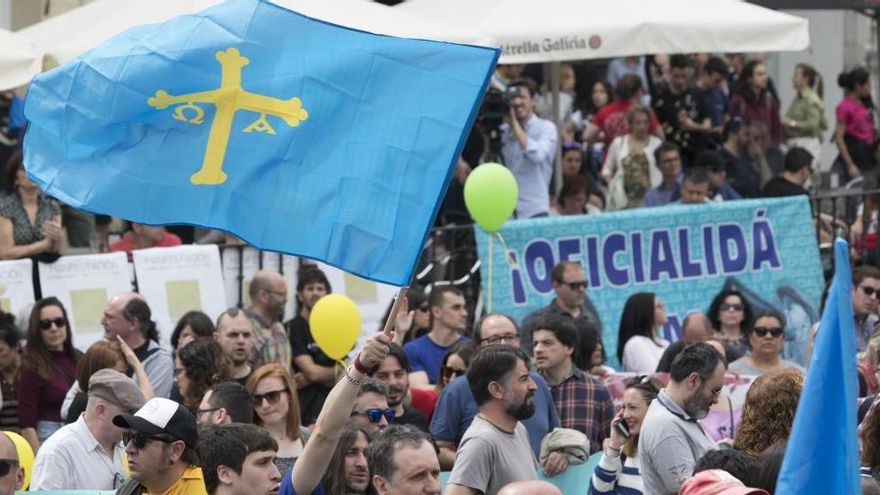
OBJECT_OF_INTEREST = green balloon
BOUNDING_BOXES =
[463,162,518,232]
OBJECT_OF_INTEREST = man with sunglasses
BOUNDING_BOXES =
[32,369,145,490]
[0,433,22,495]
[521,261,602,371]
[639,342,724,494]
[350,381,392,440]
[113,397,206,495]
[852,266,880,354]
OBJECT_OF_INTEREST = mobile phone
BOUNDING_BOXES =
[613,418,630,439]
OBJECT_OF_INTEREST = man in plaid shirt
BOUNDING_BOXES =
[531,313,613,453]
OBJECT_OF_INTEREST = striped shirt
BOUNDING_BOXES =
[543,366,613,453]
[590,452,643,495]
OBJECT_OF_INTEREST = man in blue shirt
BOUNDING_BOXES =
[429,313,560,471]
[404,286,469,386]
[501,78,557,219]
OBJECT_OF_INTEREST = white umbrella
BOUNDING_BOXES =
[0,28,43,90]
[397,0,809,64]
[18,0,496,69]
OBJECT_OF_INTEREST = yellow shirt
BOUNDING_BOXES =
[143,467,207,495]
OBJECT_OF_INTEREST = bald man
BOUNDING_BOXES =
[0,434,23,495]
[245,270,292,369]
[101,293,174,397]
[497,481,561,495]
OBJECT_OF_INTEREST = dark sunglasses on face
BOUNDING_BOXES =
[123,431,175,449]
[351,407,395,424]
[417,304,430,312]
[0,459,17,477]
[861,286,880,298]
[38,317,66,330]
[252,389,286,406]
[720,303,743,312]
[753,326,784,338]
[561,281,587,290]
[441,366,466,380]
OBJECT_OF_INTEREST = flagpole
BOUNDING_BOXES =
[382,287,408,338]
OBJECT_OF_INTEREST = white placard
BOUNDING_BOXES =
[315,263,400,354]
[0,259,35,325]
[221,246,298,320]
[38,252,132,351]
[133,245,227,348]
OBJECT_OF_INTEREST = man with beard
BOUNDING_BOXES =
[214,309,256,385]
[320,424,370,495]
[286,267,334,425]
[639,343,724,494]
[446,346,538,495]
[369,344,428,430]
[198,423,281,495]
[246,271,291,369]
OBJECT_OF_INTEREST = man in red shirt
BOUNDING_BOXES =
[109,222,181,257]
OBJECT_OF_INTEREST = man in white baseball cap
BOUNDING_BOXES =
[113,397,207,495]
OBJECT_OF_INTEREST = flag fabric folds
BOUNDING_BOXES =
[23,0,499,286]
[775,238,859,494]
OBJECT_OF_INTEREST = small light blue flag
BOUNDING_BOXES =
[776,238,859,494]
[23,0,499,286]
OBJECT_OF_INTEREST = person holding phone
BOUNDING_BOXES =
[589,376,660,495]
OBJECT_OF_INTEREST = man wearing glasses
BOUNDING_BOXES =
[639,343,724,494]
[0,433,22,495]
[350,381,392,440]
[246,270,292,370]
[851,266,880,354]
[521,261,602,370]
[430,314,559,471]
[32,369,145,490]
[113,397,206,495]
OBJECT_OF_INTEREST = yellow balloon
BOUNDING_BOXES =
[310,294,361,361]
[3,431,33,490]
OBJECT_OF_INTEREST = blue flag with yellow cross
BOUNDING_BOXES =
[23,0,499,286]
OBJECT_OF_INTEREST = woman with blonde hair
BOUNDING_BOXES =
[247,363,306,476]
[734,368,804,456]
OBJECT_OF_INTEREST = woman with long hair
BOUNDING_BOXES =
[729,312,804,376]
[18,297,83,451]
[321,424,370,495]
[617,292,670,373]
[175,337,231,411]
[707,289,754,363]
[247,363,306,476]
[589,376,661,494]
[435,340,477,394]
[734,368,803,456]
[0,151,64,261]
[730,59,782,148]
[835,66,875,180]
[0,312,21,432]
[783,63,826,171]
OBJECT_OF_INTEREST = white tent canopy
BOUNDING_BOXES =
[0,29,43,90]
[18,0,496,70]
[397,0,809,64]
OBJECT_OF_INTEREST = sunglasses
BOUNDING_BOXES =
[861,286,880,298]
[417,304,430,312]
[630,374,663,393]
[441,366,467,380]
[123,431,176,450]
[38,317,66,330]
[0,459,17,477]
[753,326,784,338]
[252,389,287,406]
[561,281,587,290]
[720,303,743,312]
[351,407,395,424]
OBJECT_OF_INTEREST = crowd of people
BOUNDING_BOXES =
[0,50,879,495]
[0,257,874,495]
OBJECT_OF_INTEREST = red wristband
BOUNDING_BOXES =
[353,355,370,374]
